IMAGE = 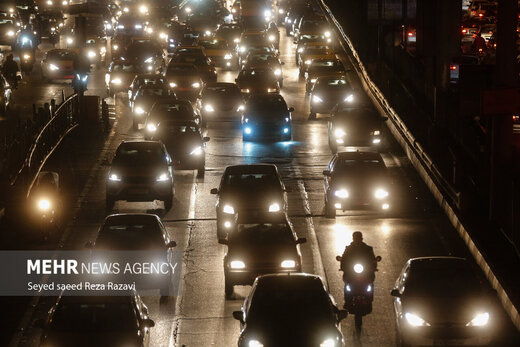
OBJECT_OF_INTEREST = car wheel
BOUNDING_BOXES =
[308,112,316,120]
[197,167,205,178]
[325,200,336,218]
[225,278,233,299]
[106,197,115,211]
[164,194,173,210]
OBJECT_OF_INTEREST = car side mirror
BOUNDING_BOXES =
[167,241,177,248]
[218,238,228,245]
[323,170,331,176]
[203,136,210,142]
[288,107,294,112]
[85,241,94,249]
[338,309,348,321]
[335,255,342,261]
[232,311,244,323]
[376,256,382,262]
[210,188,218,194]
[390,289,401,297]
[142,318,155,328]
[296,237,306,244]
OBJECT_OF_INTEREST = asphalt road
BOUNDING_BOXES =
[4,21,520,347]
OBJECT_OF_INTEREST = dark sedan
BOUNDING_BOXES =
[235,67,280,95]
[309,75,352,119]
[196,82,245,121]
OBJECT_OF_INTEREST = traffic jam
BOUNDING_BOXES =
[0,0,517,346]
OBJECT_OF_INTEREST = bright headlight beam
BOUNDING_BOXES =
[334,189,349,198]
[230,260,245,269]
[190,146,203,155]
[49,64,59,71]
[146,123,157,132]
[405,313,430,327]
[312,95,323,103]
[135,107,145,115]
[248,339,263,347]
[344,94,354,103]
[205,104,214,112]
[108,173,121,181]
[466,312,489,327]
[320,339,335,347]
[192,82,200,88]
[334,128,346,138]
[156,173,169,182]
[353,263,364,273]
[374,189,389,199]
[223,205,235,214]
[281,260,296,268]
[38,199,51,211]
[268,203,280,212]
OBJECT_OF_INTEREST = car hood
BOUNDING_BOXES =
[159,136,202,155]
[111,164,168,178]
[42,331,140,347]
[220,189,284,210]
[227,244,299,264]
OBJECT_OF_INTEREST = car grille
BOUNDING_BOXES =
[123,176,156,184]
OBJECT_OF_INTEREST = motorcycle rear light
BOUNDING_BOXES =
[366,285,372,292]
[345,284,351,292]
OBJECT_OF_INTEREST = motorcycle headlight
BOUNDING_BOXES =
[87,51,96,58]
[248,340,263,347]
[237,105,245,112]
[185,6,192,13]
[244,126,252,134]
[108,173,121,182]
[312,95,323,103]
[113,44,119,50]
[274,68,281,76]
[324,31,331,38]
[353,263,364,273]
[66,37,73,44]
[230,260,245,269]
[169,82,177,88]
[37,199,51,211]
[268,35,275,42]
[344,94,354,103]
[146,123,157,132]
[224,53,232,60]
[156,172,169,182]
[264,10,272,17]
[223,205,235,214]
[204,104,214,112]
[192,82,200,88]
[278,9,284,14]
[134,106,145,115]
[23,54,30,60]
[297,47,304,53]
[334,189,349,198]
[268,203,280,212]
[190,146,203,155]
[334,128,346,138]
[320,339,336,347]
[49,64,59,71]
[405,313,430,327]
[305,60,311,65]
[281,259,296,268]
[466,312,489,327]
[111,78,121,85]
[374,189,389,199]
[7,31,14,37]
[62,0,67,5]
[240,46,246,53]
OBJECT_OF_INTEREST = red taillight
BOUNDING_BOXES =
[462,29,467,33]
[450,65,458,71]
[513,115,519,121]
[407,32,413,37]
[479,13,484,17]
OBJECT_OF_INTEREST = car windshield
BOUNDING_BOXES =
[232,223,294,244]
[139,88,170,97]
[160,122,198,134]
[223,173,280,190]
[300,34,322,40]
[305,47,329,54]
[203,85,241,98]
[152,103,193,115]
[200,40,228,49]
[47,51,76,60]
[96,223,164,249]
[114,144,166,166]
[248,280,334,323]
[334,159,385,175]
[167,65,198,73]
[247,97,287,114]
[113,64,139,72]
[239,70,275,80]
[50,301,138,332]
[172,55,208,65]
[323,78,348,87]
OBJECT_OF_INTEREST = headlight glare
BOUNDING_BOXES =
[405,313,430,327]
[353,263,364,273]
[135,107,145,115]
[205,104,214,112]
[223,205,235,214]
[334,128,346,138]
[312,95,323,103]
[344,94,354,103]
[466,312,489,326]
[248,340,263,347]
[38,199,51,211]
[156,173,169,182]
[192,82,200,88]
[190,146,203,155]
[49,63,59,71]
[108,173,121,182]
[374,189,389,199]
[230,260,245,269]
[146,123,157,132]
[334,189,349,198]
[281,260,296,268]
[320,338,335,347]
[268,203,280,212]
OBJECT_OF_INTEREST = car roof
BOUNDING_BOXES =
[104,213,161,225]
[335,151,383,160]
[224,164,278,174]
[255,273,325,288]
[118,140,163,149]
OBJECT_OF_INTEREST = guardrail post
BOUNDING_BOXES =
[50,99,56,116]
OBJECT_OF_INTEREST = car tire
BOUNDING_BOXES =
[325,200,336,218]
[225,278,233,299]
[308,112,316,120]
[106,197,115,211]
[164,194,173,210]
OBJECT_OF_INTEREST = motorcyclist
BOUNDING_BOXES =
[2,54,20,87]
[340,231,377,282]
[72,50,91,92]
[472,32,487,54]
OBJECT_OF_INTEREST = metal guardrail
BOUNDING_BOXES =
[316,0,520,329]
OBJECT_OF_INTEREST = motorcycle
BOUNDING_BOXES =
[72,73,89,93]
[336,254,382,329]
[28,171,62,240]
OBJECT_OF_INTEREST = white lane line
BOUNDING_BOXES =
[169,174,197,347]
[8,105,119,347]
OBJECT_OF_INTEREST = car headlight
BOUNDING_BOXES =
[405,313,431,327]
[274,68,281,76]
[146,123,157,132]
[223,205,235,214]
[117,25,124,29]
[231,8,236,13]
[224,53,232,60]
[205,104,214,112]
[324,31,331,38]
[264,10,272,17]
[268,203,280,212]
[334,128,346,138]
[108,173,121,182]
[185,6,192,13]
[230,260,245,269]
[50,27,56,32]
[310,78,317,83]
[156,173,169,182]
[7,31,14,37]
[169,82,177,88]
[159,32,167,39]
[135,24,142,29]
[241,88,250,93]
[190,146,203,155]
[105,23,112,30]
[192,82,200,88]
[353,263,364,273]
[374,189,389,199]
[134,106,145,115]
[111,78,121,85]
[334,189,349,198]
[139,5,148,13]
[237,105,245,112]
[49,63,59,71]
[204,30,211,36]
[312,95,323,103]
[281,259,296,268]
[244,127,252,134]
[268,35,275,42]
[248,340,263,347]
[466,312,489,327]
[297,47,303,53]
[146,27,153,34]
[305,60,311,65]
[373,130,380,135]
[87,51,96,58]
[37,199,51,211]
[113,44,119,50]
[23,54,30,60]
[239,46,246,53]
[344,94,354,103]
[278,9,284,14]
[234,37,240,43]
[66,37,73,44]
[320,339,336,347]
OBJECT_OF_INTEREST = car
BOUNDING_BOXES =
[210,164,289,239]
[391,257,495,347]
[265,21,280,49]
[146,119,209,178]
[322,151,391,217]
[233,273,346,347]
[196,82,244,121]
[41,49,77,81]
[293,14,331,45]
[241,51,284,87]
[328,106,386,152]
[186,9,219,34]
[131,85,175,130]
[164,63,204,100]
[284,3,314,36]
[34,9,64,44]
[309,75,352,118]
[298,42,335,74]
[38,294,155,347]
[106,140,175,210]
[198,38,237,69]
[128,74,168,107]
[170,53,217,82]
[115,14,146,36]
[124,39,166,73]
[237,30,268,60]
[235,67,280,95]
[0,11,19,48]
[241,93,293,141]
[219,217,306,298]
[145,98,203,134]
[0,73,12,114]
[215,22,242,48]
[295,33,329,64]
[105,60,143,95]
[173,45,207,58]
[305,58,347,93]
